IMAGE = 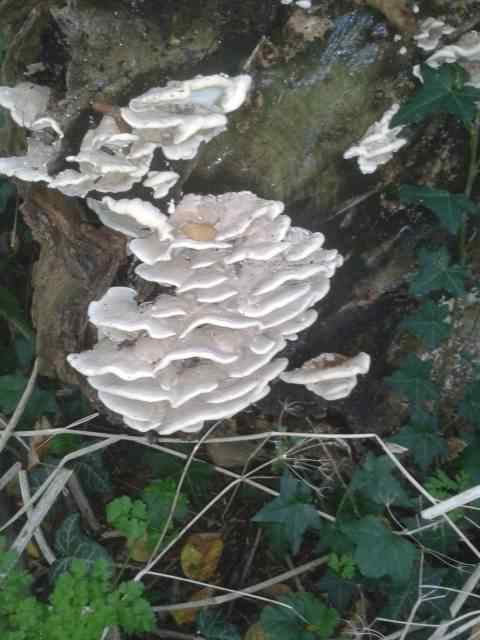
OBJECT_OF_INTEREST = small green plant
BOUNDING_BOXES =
[106,478,190,555]
[107,496,149,544]
[0,539,154,640]
[326,552,356,579]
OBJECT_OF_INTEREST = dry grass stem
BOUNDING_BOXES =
[151,554,328,612]
[10,468,72,562]
[18,470,56,564]
[0,358,39,455]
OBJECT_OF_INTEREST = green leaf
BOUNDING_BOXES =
[391,64,480,127]
[196,610,241,640]
[459,435,480,483]
[14,335,35,370]
[425,469,471,500]
[106,495,148,542]
[458,381,480,427]
[253,474,321,555]
[326,552,356,579]
[261,593,339,640]
[342,516,417,583]
[0,286,34,340]
[48,559,154,637]
[381,564,448,620]
[390,411,447,471]
[317,570,357,613]
[386,354,438,407]
[410,247,466,297]
[0,373,57,424]
[54,514,84,557]
[0,178,15,211]
[350,453,411,507]
[72,450,112,495]
[399,185,478,235]
[0,373,28,413]
[50,514,112,583]
[142,478,189,529]
[400,300,451,349]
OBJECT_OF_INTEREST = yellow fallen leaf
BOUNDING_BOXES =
[171,587,213,626]
[244,623,267,640]
[26,541,40,559]
[181,532,224,581]
[127,532,152,563]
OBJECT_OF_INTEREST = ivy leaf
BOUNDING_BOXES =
[317,570,357,613]
[386,354,438,406]
[458,381,480,427]
[399,185,478,235]
[196,610,241,640]
[381,564,448,620]
[342,516,417,583]
[72,450,112,495]
[400,300,451,350]
[54,514,84,557]
[260,593,339,640]
[390,411,447,470]
[410,247,466,297]
[351,454,411,506]
[391,64,480,127]
[50,514,112,583]
[253,474,321,555]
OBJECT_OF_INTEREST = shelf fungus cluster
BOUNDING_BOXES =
[0,73,251,196]
[0,72,371,435]
[67,192,370,434]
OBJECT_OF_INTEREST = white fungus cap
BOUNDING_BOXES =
[420,30,480,89]
[414,18,455,52]
[280,352,371,400]
[121,74,252,160]
[66,190,361,435]
[343,104,407,174]
[0,82,63,137]
[0,138,58,183]
[143,171,179,199]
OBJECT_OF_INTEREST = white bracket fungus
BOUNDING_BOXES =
[280,352,371,401]
[0,73,249,195]
[414,18,455,52]
[120,74,252,160]
[418,30,480,89]
[0,74,370,436]
[0,82,63,137]
[343,104,407,175]
[67,191,369,434]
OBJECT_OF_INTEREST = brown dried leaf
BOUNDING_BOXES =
[171,587,214,626]
[28,416,53,470]
[206,440,261,468]
[355,0,416,33]
[181,532,224,581]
